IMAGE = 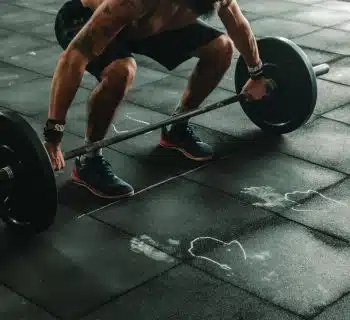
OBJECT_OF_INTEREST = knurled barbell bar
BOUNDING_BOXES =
[0,36,330,234]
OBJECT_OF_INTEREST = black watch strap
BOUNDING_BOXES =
[248,60,264,80]
[43,119,65,144]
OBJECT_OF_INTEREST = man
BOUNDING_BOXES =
[44,0,268,199]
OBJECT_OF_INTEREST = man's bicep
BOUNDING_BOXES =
[68,0,142,60]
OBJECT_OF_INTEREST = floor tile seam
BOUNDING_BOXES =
[0,74,44,88]
[124,82,239,115]
[126,73,182,92]
[236,120,350,173]
[310,2,350,12]
[26,109,242,169]
[181,262,309,320]
[2,55,348,241]
[0,3,57,16]
[330,20,350,31]
[308,290,350,319]
[77,75,176,90]
[87,204,282,265]
[64,216,308,320]
[0,61,61,79]
[78,159,216,220]
[0,281,61,319]
[75,262,183,319]
[327,17,350,27]
[0,3,344,320]
[151,123,350,178]
[0,43,343,94]
[240,14,266,23]
[60,125,233,173]
[0,50,57,69]
[321,114,350,124]
[319,99,350,118]
[276,145,350,176]
[317,76,350,87]
[83,191,346,320]
[316,54,350,68]
[2,60,348,117]
[180,175,350,244]
[289,27,329,40]
[241,11,329,28]
[1,108,200,177]
[56,113,350,198]
[11,105,350,189]
[82,186,319,268]
[65,166,347,317]
[87,215,290,298]
[124,77,350,125]
[259,14,350,30]
[286,0,324,4]
[0,57,54,74]
[80,156,349,258]
[0,24,57,43]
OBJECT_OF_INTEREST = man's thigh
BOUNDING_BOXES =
[132,19,224,71]
[54,0,133,81]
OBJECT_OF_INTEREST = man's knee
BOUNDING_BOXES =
[202,35,234,69]
[100,58,137,96]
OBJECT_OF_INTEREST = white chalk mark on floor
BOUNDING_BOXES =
[168,239,180,246]
[111,123,129,135]
[241,186,287,208]
[111,115,154,136]
[262,270,278,282]
[250,250,271,261]
[240,186,348,212]
[125,113,154,135]
[125,113,150,125]
[130,235,175,263]
[188,237,247,271]
[284,190,348,212]
[0,74,19,81]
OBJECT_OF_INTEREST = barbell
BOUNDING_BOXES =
[0,36,330,234]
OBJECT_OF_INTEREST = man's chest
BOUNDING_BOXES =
[128,1,196,33]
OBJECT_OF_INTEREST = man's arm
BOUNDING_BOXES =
[48,0,144,122]
[217,0,260,68]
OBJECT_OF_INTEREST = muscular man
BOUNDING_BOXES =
[44,0,268,199]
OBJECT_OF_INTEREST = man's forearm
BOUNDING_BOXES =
[228,19,260,67]
[218,5,260,67]
[48,54,85,121]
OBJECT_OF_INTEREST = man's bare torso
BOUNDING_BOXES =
[81,0,201,39]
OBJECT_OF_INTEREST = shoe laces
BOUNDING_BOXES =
[89,156,115,177]
[182,125,200,142]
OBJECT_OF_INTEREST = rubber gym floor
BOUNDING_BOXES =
[0,0,350,319]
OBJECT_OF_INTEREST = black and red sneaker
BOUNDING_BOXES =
[159,123,213,161]
[71,155,134,199]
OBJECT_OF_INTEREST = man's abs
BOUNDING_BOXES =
[81,0,197,39]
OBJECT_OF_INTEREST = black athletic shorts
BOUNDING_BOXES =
[54,0,224,80]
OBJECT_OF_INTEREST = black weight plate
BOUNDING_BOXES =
[235,36,317,134]
[0,110,57,234]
